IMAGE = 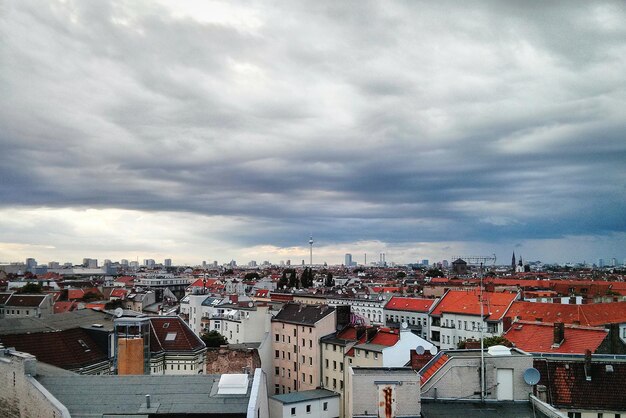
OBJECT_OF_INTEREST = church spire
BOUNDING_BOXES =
[512,252,516,271]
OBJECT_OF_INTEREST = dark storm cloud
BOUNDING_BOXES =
[1,0,625,254]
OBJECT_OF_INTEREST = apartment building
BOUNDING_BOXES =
[207,301,274,344]
[384,296,436,339]
[271,303,337,395]
[0,293,54,318]
[429,289,519,349]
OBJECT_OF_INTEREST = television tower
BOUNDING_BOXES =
[308,235,314,266]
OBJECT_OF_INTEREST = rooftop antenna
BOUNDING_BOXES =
[479,261,485,401]
[308,235,314,266]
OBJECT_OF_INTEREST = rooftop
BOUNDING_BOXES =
[37,374,252,417]
[385,296,436,313]
[270,389,339,404]
[272,302,335,326]
[431,290,517,320]
[0,309,114,335]
[504,321,608,354]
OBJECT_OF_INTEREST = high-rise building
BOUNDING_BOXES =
[120,259,129,267]
[598,258,605,268]
[164,259,172,267]
[143,259,155,268]
[421,259,429,267]
[345,253,352,267]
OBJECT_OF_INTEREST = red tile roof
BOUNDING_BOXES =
[115,276,135,285]
[54,301,79,314]
[187,278,218,288]
[0,292,12,305]
[506,301,626,327]
[431,290,517,320]
[368,329,399,347]
[149,317,204,353]
[0,328,107,370]
[504,321,607,354]
[385,297,435,313]
[254,289,270,298]
[336,326,359,341]
[420,353,450,384]
[110,288,128,299]
[535,359,626,411]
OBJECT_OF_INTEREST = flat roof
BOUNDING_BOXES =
[421,400,536,418]
[0,309,114,335]
[37,374,252,417]
[270,389,339,404]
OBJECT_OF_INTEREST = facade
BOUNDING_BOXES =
[346,367,421,418]
[208,302,273,345]
[326,295,387,325]
[269,389,340,418]
[0,293,54,318]
[124,290,156,313]
[271,303,337,395]
[420,347,534,402]
[384,296,435,338]
[429,289,519,349]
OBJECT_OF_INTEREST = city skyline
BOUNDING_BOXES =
[1,2,625,266]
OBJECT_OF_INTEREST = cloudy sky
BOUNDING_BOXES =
[1,0,625,266]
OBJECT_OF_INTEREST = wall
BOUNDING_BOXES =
[269,395,340,418]
[421,351,533,401]
[0,349,70,418]
[206,347,261,374]
[247,369,269,418]
[382,330,433,367]
[347,368,421,418]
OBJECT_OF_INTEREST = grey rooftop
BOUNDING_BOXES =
[270,389,339,404]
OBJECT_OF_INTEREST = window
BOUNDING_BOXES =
[309,340,312,348]
[302,373,305,382]
[340,362,344,371]
[325,359,329,368]
[274,384,280,394]
[323,402,328,411]
[365,351,369,358]
[340,380,344,389]
[326,376,329,386]
[333,378,336,389]
[275,367,279,375]
[374,353,378,360]
[356,349,360,357]
[333,360,337,370]
[309,374,313,384]
[276,334,280,342]
[309,328,312,334]
[309,357,313,366]
[302,355,305,363]
[291,407,296,416]
[333,345,337,352]
[302,338,305,346]
[306,405,311,413]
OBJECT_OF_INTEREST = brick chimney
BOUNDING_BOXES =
[552,322,565,347]
[410,349,434,370]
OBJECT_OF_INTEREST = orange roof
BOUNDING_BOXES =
[67,289,85,300]
[53,301,78,314]
[420,353,450,384]
[385,297,435,313]
[507,301,626,327]
[371,286,402,293]
[368,329,399,346]
[188,278,218,288]
[336,326,359,340]
[115,276,135,284]
[504,321,607,354]
[110,288,128,299]
[431,290,517,320]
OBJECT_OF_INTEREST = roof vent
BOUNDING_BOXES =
[487,345,511,356]
[606,364,614,373]
[217,374,249,394]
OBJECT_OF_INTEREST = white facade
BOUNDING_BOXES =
[384,309,430,339]
[208,305,272,344]
[269,391,340,418]
[326,296,386,325]
[382,330,434,367]
[432,312,505,350]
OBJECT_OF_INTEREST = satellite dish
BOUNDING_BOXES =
[338,290,342,294]
[415,345,425,355]
[378,295,383,301]
[401,322,408,330]
[114,307,123,318]
[429,346,438,355]
[365,295,369,299]
[248,301,254,308]
[523,368,541,385]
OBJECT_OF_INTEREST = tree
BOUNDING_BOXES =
[16,282,43,294]
[288,269,299,289]
[324,272,335,287]
[396,271,407,279]
[201,330,228,347]
[82,291,101,302]
[244,272,260,281]
[425,268,444,278]
[105,299,123,310]
[278,271,289,289]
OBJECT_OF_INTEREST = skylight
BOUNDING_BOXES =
[165,332,177,341]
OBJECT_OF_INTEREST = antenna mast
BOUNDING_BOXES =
[308,235,314,267]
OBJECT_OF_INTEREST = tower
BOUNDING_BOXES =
[511,252,516,271]
[309,235,314,266]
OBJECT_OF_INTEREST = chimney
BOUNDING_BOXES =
[365,327,377,342]
[552,322,565,347]
[145,394,151,409]
[584,349,592,381]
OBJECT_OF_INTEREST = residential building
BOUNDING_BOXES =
[269,389,340,418]
[124,290,156,313]
[384,296,436,338]
[326,295,388,325]
[208,301,273,344]
[271,303,338,395]
[0,293,54,318]
[429,289,519,349]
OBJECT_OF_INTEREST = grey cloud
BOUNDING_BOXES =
[1,0,625,260]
